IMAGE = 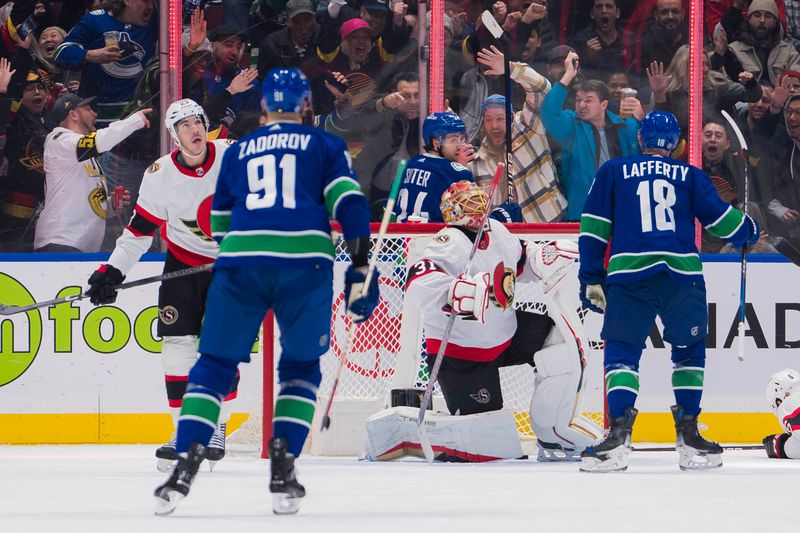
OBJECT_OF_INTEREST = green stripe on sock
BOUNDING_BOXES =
[274,396,316,425]
[606,370,640,392]
[672,368,704,389]
[181,394,221,424]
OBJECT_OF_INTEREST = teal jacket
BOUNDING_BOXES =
[541,82,640,220]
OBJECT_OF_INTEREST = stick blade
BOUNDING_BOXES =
[418,422,435,464]
[480,10,504,39]
[773,236,800,268]
[320,415,331,432]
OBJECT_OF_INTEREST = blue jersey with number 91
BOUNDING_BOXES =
[394,154,474,222]
[578,154,752,287]
[210,121,370,269]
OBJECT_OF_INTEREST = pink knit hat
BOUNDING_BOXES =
[340,18,371,41]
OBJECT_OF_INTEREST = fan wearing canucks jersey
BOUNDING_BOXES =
[395,112,474,223]
[154,68,379,516]
[577,111,759,473]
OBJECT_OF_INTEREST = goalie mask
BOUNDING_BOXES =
[165,98,209,154]
[767,368,800,411]
[440,180,489,231]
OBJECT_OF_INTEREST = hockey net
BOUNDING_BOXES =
[235,223,606,457]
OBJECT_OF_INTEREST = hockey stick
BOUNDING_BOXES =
[632,444,762,452]
[720,110,749,362]
[480,10,515,204]
[320,159,407,431]
[417,162,506,463]
[0,263,213,316]
[773,236,800,268]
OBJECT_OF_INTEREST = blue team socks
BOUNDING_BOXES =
[604,340,643,419]
[273,379,318,457]
[175,354,239,454]
[671,342,705,417]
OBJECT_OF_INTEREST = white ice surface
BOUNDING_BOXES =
[1,445,796,533]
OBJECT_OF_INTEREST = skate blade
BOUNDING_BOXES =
[579,448,630,473]
[537,447,581,462]
[272,493,301,515]
[678,449,723,471]
[154,491,183,516]
[207,460,218,472]
[156,458,175,473]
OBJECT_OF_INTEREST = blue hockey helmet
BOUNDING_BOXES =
[639,110,681,151]
[262,68,311,113]
[422,112,466,147]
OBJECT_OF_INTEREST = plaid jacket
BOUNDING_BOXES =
[471,62,566,222]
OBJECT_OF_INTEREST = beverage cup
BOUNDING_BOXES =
[619,87,638,118]
[103,31,120,49]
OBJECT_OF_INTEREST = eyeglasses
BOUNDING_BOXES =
[23,84,45,94]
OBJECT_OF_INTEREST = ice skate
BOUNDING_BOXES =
[206,423,226,471]
[671,405,723,471]
[155,435,177,473]
[580,407,637,473]
[153,442,206,516]
[536,440,581,462]
[269,437,305,515]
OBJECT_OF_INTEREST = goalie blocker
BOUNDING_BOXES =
[364,212,602,462]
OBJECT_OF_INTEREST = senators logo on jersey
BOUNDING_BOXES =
[180,194,214,242]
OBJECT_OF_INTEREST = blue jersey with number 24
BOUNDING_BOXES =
[395,154,473,223]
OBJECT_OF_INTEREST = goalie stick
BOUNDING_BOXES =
[480,10,515,205]
[417,162,506,462]
[720,110,749,362]
[0,263,213,315]
[633,444,762,452]
[320,159,407,431]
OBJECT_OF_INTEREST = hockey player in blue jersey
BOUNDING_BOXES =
[154,68,379,515]
[577,111,759,473]
[395,112,474,222]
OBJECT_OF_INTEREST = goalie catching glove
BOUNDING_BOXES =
[87,264,125,305]
[344,265,380,323]
[527,240,579,294]
[447,262,515,323]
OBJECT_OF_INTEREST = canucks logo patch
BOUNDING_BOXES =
[451,162,468,172]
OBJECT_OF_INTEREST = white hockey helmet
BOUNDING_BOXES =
[440,180,489,231]
[766,368,800,411]
[164,98,209,143]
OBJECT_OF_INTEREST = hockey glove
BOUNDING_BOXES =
[744,214,760,247]
[489,202,523,223]
[344,265,380,323]
[763,433,790,459]
[579,280,606,313]
[528,240,579,294]
[87,264,125,306]
[447,272,490,323]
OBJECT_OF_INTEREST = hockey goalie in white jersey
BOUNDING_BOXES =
[364,181,602,462]
[764,369,800,459]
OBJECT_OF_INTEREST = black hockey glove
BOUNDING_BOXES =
[763,433,790,459]
[87,264,125,306]
[344,264,380,323]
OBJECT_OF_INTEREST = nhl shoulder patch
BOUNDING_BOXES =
[147,162,161,174]
[89,9,106,15]
[451,162,468,172]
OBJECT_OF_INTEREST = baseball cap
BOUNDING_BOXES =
[480,94,506,116]
[286,0,315,19]
[363,0,390,12]
[340,18,371,40]
[207,23,242,42]
[548,45,576,64]
[52,93,96,123]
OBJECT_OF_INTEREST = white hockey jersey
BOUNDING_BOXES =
[405,219,537,362]
[773,391,800,459]
[34,113,146,252]
[107,140,234,274]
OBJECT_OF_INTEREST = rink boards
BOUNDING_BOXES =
[0,253,797,444]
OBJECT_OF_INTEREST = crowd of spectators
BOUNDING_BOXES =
[1,0,800,254]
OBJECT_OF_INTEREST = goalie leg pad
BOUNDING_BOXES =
[161,335,199,425]
[531,343,603,451]
[363,407,523,462]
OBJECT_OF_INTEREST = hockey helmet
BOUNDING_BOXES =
[422,112,466,148]
[639,110,681,151]
[164,98,209,143]
[440,180,489,230]
[262,68,311,114]
[767,368,800,411]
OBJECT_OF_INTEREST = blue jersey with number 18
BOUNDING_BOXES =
[578,153,751,287]
[210,121,370,270]
[394,154,474,222]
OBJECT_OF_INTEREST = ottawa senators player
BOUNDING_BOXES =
[764,369,800,459]
[364,181,602,462]
[86,99,236,471]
